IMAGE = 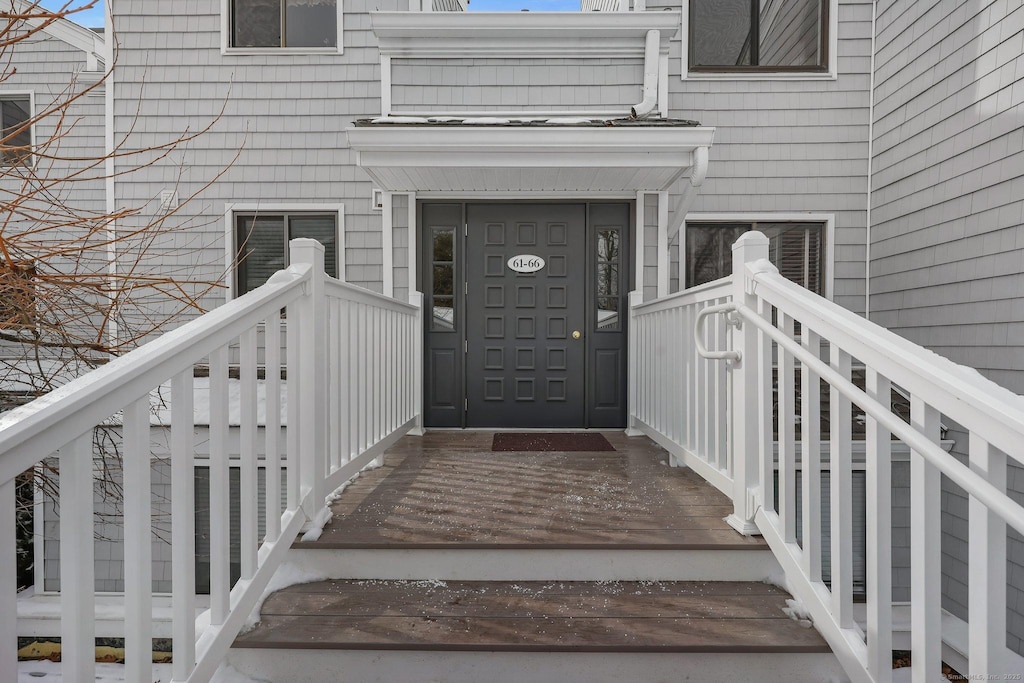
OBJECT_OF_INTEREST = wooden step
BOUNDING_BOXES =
[234,579,830,653]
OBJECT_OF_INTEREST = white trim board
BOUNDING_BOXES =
[222,202,346,300]
[0,91,36,170]
[678,0,838,81]
[681,212,836,301]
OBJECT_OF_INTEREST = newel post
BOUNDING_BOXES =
[291,238,328,524]
[725,231,769,535]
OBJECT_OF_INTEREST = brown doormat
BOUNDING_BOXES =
[492,432,615,452]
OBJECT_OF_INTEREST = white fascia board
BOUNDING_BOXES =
[371,11,680,58]
[349,126,715,156]
[12,0,104,60]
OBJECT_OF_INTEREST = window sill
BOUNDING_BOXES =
[684,70,836,82]
[222,46,343,56]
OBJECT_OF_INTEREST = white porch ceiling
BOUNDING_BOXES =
[348,125,716,194]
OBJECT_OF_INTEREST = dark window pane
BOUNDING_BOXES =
[686,223,747,287]
[432,296,454,331]
[433,229,454,262]
[289,214,338,278]
[692,0,752,67]
[596,263,618,297]
[433,264,454,297]
[1,98,31,166]
[237,216,286,294]
[597,229,619,262]
[685,222,823,295]
[759,0,821,67]
[597,297,619,330]
[233,0,281,47]
[286,0,336,47]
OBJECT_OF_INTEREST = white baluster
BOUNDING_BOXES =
[0,477,14,676]
[286,306,300,511]
[757,297,773,512]
[265,311,282,539]
[829,347,853,627]
[240,327,258,580]
[865,368,892,683]
[778,313,797,543]
[801,328,822,582]
[123,396,152,683]
[60,432,95,683]
[209,345,230,623]
[359,303,368,454]
[909,397,941,683]
[350,301,360,456]
[171,369,196,682]
[336,300,350,465]
[698,303,709,464]
[328,298,341,473]
[968,433,1006,678]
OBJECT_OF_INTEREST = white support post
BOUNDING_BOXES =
[291,239,328,524]
[123,397,152,683]
[968,433,1007,678]
[725,231,768,535]
[264,311,282,539]
[910,397,941,683]
[625,290,644,437]
[635,191,646,296]
[59,432,95,683]
[0,478,14,677]
[170,369,196,683]
[410,291,425,436]
[778,313,797,543]
[865,368,893,683]
[657,191,669,298]
[382,191,394,298]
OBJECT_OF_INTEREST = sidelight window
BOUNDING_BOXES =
[230,0,338,49]
[685,221,824,294]
[430,227,456,331]
[595,227,622,330]
[689,0,828,72]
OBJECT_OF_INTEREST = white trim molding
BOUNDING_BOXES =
[348,125,715,194]
[222,202,345,300]
[682,212,835,300]
[220,0,344,55]
[679,0,838,81]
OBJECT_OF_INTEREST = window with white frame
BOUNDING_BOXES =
[230,0,338,49]
[235,211,339,295]
[689,0,828,72]
[0,95,31,166]
[686,221,824,294]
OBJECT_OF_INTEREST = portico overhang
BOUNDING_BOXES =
[347,121,715,195]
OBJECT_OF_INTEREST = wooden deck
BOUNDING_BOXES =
[304,430,767,550]
[234,431,831,659]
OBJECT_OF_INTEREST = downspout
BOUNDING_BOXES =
[630,29,660,119]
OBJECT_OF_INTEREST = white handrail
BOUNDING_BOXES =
[693,303,740,363]
[0,238,422,683]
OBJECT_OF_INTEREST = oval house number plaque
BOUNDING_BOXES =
[507,254,546,273]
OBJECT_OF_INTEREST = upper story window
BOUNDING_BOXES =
[689,0,828,73]
[0,95,31,166]
[230,0,338,49]
[235,212,339,295]
[686,221,824,294]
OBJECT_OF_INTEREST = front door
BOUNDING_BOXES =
[421,202,630,429]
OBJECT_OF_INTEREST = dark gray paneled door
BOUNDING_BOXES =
[466,204,586,427]
[421,202,630,429]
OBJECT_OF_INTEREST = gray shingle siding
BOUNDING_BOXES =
[870,0,1024,655]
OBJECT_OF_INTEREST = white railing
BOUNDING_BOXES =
[632,231,1024,682]
[628,282,734,497]
[0,238,421,683]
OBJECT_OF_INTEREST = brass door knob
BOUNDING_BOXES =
[572,330,582,340]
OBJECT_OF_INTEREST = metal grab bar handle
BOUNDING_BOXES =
[693,303,741,363]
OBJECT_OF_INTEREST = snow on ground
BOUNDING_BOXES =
[18,661,266,682]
